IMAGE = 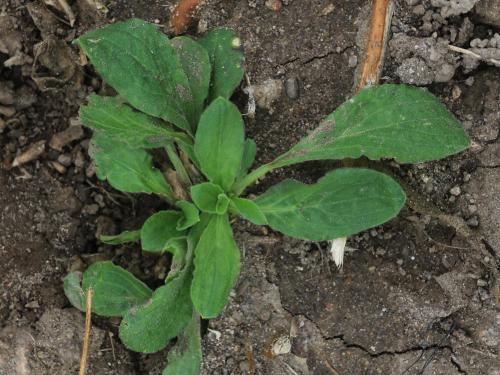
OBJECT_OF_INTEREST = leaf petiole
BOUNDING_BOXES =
[165,144,192,187]
[232,163,272,196]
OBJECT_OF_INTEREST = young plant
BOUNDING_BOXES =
[64,19,470,374]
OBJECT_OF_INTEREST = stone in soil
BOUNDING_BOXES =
[474,0,500,28]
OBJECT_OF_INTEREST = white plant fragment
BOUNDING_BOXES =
[330,237,347,269]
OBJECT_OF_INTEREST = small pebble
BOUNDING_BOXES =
[348,54,358,67]
[413,5,426,16]
[464,76,474,86]
[466,216,479,227]
[49,125,84,151]
[50,160,66,174]
[25,300,40,309]
[12,140,46,167]
[477,279,488,287]
[83,204,99,215]
[285,77,299,100]
[449,186,461,196]
[57,154,72,166]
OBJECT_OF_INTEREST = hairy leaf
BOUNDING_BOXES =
[191,183,230,214]
[272,84,470,168]
[141,211,184,253]
[195,98,244,190]
[163,312,202,375]
[119,245,194,353]
[76,18,194,132]
[82,261,153,317]
[171,36,211,126]
[90,134,173,200]
[100,230,140,245]
[63,272,85,312]
[255,168,406,241]
[199,28,244,101]
[237,139,257,179]
[176,200,200,230]
[215,193,230,215]
[191,214,240,318]
[230,197,267,225]
[81,95,192,149]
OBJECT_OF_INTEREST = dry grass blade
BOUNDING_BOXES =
[79,288,93,375]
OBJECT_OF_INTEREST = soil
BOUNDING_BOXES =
[0,0,499,374]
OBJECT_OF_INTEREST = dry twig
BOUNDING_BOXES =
[79,288,93,375]
[448,44,500,67]
[356,0,393,90]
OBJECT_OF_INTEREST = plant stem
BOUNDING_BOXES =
[165,144,191,187]
[232,163,273,196]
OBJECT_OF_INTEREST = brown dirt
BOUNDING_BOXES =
[1,0,498,374]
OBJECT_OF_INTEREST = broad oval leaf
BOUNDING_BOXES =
[255,168,406,241]
[90,134,173,200]
[176,200,200,231]
[81,95,192,149]
[272,84,470,168]
[76,19,194,132]
[230,197,267,225]
[163,311,202,375]
[119,255,193,353]
[100,230,140,245]
[194,98,244,190]
[191,182,224,214]
[191,214,240,318]
[82,261,153,317]
[171,36,211,126]
[199,28,244,102]
[141,211,184,252]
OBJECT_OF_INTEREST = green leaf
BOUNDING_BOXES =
[76,18,194,132]
[176,201,200,230]
[171,36,211,126]
[141,211,184,253]
[191,182,224,214]
[119,243,194,353]
[90,134,173,200]
[255,168,406,241]
[82,261,153,317]
[230,197,267,225]
[163,312,202,375]
[63,272,85,311]
[215,194,230,215]
[237,139,257,179]
[199,28,244,101]
[191,214,240,318]
[194,98,244,190]
[81,95,192,149]
[272,84,470,168]
[100,230,140,245]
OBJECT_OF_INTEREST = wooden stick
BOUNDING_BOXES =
[79,288,93,375]
[170,0,204,35]
[356,0,393,90]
